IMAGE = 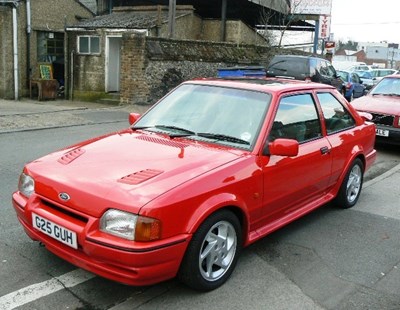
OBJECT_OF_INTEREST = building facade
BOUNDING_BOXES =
[0,0,93,99]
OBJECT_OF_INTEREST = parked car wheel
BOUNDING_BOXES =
[178,210,242,291]
[334,158,364,209]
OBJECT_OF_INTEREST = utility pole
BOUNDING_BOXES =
[168,0,176,38]
[220,0,227,42]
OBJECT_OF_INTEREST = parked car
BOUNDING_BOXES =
[13,78,377,291]
[346,64,370,72]
[351,75,400,144]
[354,70,375,90]
[370,68,398,83]
[266,55,342,91]
[337,70,366,101]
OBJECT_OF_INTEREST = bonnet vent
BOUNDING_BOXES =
[58,148,85,165]
[135,135,188,148]
[118,169,163,185]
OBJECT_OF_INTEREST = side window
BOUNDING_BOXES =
[317,93,356,134]
[351,73,360,83]
[269,94,322,143]
[318,61,328,76]
[326,63,336,78]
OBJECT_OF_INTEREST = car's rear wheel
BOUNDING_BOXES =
[334,158,364,209]
[178,210,242,291]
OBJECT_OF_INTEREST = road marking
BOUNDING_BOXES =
[0,269,95,310]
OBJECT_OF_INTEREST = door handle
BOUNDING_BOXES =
[320,146,330,155]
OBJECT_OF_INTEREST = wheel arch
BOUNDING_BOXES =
[332,149,366,197]
[185,193,249,247]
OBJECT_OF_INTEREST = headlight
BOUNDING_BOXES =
[18,173,35,198]
[100,209,161,241]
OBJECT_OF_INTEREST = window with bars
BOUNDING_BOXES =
[37,31,64,63]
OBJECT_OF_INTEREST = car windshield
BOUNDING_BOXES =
[133,84,271,149]
[370,77,400,97]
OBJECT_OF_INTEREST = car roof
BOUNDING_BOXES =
[381,74,400,79]
[271,54,322,60]
[185,77,336,93]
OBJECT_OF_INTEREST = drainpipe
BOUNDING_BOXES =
[12,4,19,100]
[26,0,31,88]
[70,50,74,101]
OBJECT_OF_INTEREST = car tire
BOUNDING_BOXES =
[178,210,242,291]
[334,158,364,209]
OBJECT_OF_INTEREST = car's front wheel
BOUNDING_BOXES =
[334,158,364,208]
[178,210,242,291]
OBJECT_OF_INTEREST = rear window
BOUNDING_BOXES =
[266,57,309,80]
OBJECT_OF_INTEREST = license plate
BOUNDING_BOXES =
[32,213,78,249]
[376,128,389,137]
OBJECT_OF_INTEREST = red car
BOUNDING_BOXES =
[13,78,376,291]
[351,75,400,144]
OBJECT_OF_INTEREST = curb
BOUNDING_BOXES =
[364,162,400,188]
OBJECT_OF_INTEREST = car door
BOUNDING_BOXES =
[316,92,359,187]
[351,73,364,97]
[261,92,332,224]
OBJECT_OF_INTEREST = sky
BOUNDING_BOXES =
[330,0,400,43]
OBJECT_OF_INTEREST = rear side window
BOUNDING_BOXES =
[317,93,355,134]
[267,57,308,79]
[269,93,322,143]
[319,61,337,78]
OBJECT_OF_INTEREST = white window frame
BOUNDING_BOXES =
[77,35,101,55]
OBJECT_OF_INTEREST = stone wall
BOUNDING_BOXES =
[68,29,107,94]
[120,33,307,105]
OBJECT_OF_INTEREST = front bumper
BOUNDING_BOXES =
[375,125,400,144]
[12,192,190,286]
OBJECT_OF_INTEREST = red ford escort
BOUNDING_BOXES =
[13,78,376,291]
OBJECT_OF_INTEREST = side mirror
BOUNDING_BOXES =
[129,113,141,125]
[264,138,299,157]
[357,111,373,121]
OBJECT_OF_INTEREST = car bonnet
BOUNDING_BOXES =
[25,130,242,217]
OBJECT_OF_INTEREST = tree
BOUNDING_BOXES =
[257,0,303,47]
[337,40,358,51]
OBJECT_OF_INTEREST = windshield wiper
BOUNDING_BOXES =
[197,133,250,145]
[154,125,196,137]
[372,93,400,96]
[131,125,195,137]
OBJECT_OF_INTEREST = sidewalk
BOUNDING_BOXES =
[0,98,150,133]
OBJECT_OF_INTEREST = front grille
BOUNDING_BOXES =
[370,113,394,126]
[40,198,89,224]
